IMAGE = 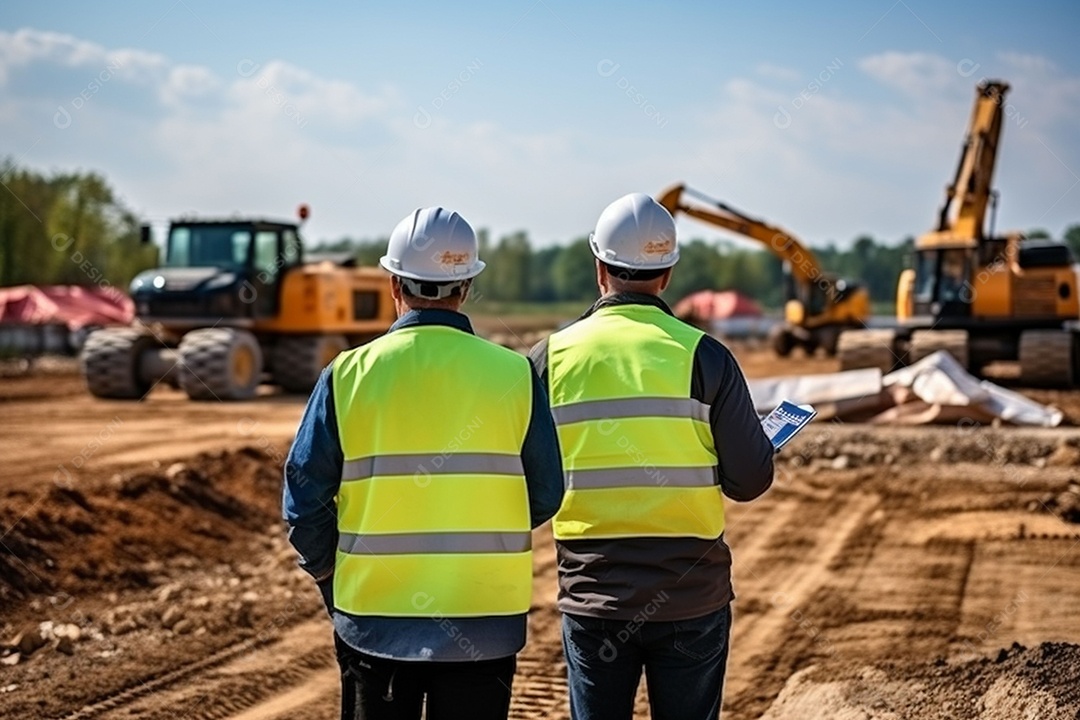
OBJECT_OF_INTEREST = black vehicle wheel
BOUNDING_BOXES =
[80,328,156,399]
[178,328,263,401]
[271,334,348,393]
[770,325,795,358]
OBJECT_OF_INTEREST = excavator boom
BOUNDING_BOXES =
[932,80,1008,244]
[657,184,828,287]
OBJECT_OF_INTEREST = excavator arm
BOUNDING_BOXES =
[934,80,1008,243]
[656,184,836,290]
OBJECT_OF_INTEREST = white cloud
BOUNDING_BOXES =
[0,28,167,86]
[161,65,221,106]
[858,51,959,98]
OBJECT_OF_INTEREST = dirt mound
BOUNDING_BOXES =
[0,446,285,606]
[762,642,1080,719]
[0,446,328,720]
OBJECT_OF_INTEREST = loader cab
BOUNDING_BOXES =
[130,220,304,325]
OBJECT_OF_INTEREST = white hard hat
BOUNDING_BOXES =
[380,207,485,283]
[589,193,679,270]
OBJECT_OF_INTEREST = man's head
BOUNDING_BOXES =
[380,207,484,315]
[589,193,679,297]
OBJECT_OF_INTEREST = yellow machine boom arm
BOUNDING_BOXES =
[656,184,831,287]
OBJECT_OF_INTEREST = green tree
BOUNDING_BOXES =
[0,162,155,289]
[485,231,531,302]
[552,237,597,301]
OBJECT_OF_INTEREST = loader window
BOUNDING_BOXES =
[254,230,280,279]
[166,226,251,269]
[282,229,301,266]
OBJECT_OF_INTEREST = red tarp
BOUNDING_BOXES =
[674,290,763,320]
[0,285,133,330]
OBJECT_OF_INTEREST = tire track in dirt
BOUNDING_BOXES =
[200,529,569,720]
[724,492,880,707]
[60,619,334,720]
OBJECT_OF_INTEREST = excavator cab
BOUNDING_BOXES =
[910,246,973,319]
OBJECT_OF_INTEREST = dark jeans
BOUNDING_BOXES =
[334,632,516,720]
[562,605,731,720]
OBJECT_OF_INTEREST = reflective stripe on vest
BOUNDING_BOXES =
[332,324,533,618]
[338,531,532,554]
[341,453,525,483]
[548,304,725,541]
[552,397,710,425]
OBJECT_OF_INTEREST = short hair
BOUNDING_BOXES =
[398,277,467,300]
[601,261,669,283]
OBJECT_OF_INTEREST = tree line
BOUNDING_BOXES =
[316,226,1080,311]
[2,160,1079,312]
[0,161,158,291]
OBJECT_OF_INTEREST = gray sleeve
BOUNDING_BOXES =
[527,337,549,387]
[691,337,774,502]
[520,370,565,528]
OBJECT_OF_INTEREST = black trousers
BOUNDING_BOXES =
[334,632,516,720]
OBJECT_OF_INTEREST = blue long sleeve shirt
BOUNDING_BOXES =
[282,308,565,661]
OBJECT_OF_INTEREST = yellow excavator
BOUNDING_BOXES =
[81,207,395,400]
[837,80,1080,386]
[657,184,871,356]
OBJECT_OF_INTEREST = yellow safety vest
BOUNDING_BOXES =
[331,324,533,617]
[548,304,725,541]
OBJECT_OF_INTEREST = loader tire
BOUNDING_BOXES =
[1019,330,1075,388]
[178,328,262,401]
[80,328,156,399]
[271,334,348,394]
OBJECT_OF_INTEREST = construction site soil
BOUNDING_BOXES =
[2,348,1080,719]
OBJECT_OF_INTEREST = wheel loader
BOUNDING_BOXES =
[81,207,395,400]
[837,80,1080,387]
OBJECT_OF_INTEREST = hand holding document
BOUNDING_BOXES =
[761,401,817,452]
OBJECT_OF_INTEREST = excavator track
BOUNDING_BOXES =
[1019,329,1076,387]
[908,329,970,369]
[837,329,900,374]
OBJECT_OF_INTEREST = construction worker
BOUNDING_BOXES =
[529,193,774,720]
[283,207,565,720]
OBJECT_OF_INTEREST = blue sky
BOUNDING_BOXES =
[1,0,1078,250]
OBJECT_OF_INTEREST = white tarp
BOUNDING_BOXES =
[883,350,1063,427]
[748,368,884,416]
[746,350,1063,427]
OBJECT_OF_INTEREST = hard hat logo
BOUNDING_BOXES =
[438,251,471,266]
[643,239,674,255]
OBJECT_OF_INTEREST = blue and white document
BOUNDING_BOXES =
[760,400,817,452]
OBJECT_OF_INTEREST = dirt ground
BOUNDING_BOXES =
[2,346,1080,719]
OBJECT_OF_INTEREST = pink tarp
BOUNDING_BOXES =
[674,290,763,320]
[0,285,133,330]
